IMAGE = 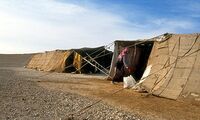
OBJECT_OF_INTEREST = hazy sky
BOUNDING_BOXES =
[0,0,199,53]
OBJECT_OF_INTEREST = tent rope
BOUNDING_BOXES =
[156,36,181,96]
[177,34,200,98]
[26,34,200,119]
[108,34,172,79]
[31,44,200,119]
[157,34,199,96]
[66,40,198,117]
[136,46,200,94]
[137,35,200,96]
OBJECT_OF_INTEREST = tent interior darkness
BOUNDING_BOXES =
[131,42,154,81]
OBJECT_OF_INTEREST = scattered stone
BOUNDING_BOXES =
[0,67,141,120]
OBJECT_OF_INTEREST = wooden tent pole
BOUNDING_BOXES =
[75,52,112,72]
[85,52,109,73]
[82,57,110,76]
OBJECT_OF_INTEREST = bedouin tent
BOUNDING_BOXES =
[26,50,72,72]
[26,46,113,74]
[109,33,200,101]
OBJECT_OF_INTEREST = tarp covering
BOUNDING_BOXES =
[73,52,82,73]
[141,33,200,100]
[26,50,71,72]
[109,33,200,101]
[26,47,113,74]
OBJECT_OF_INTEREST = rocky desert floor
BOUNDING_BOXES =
[0,54,200,120]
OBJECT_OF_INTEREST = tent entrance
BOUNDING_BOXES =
[64,52,76,72]
[131,41,153,81]
[108,40,154,81]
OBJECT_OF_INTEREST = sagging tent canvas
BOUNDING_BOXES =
[26,46,113,74]
[109,33,200,101]
[26,50,71,72]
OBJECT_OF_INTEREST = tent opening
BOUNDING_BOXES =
[64,52,76,72]
[109,40,154,82]
[131,41,154,81]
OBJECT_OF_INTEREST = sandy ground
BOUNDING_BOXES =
[0,54,200,120]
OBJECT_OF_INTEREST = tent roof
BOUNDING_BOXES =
[70,46,111,57]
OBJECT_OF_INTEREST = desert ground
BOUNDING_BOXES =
[0,54,200,120]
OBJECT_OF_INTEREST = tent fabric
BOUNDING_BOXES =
[73,52,82,73]
[141,33,200,100]
[26,47,112,74]
[48,51,71,72]
[26,50,72,72]
[109,33,200,101]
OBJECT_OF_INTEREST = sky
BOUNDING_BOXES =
[0,0,200,53]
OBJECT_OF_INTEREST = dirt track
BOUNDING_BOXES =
[0,54,200,120]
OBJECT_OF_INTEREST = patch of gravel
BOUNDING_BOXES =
[0,68,143,120]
